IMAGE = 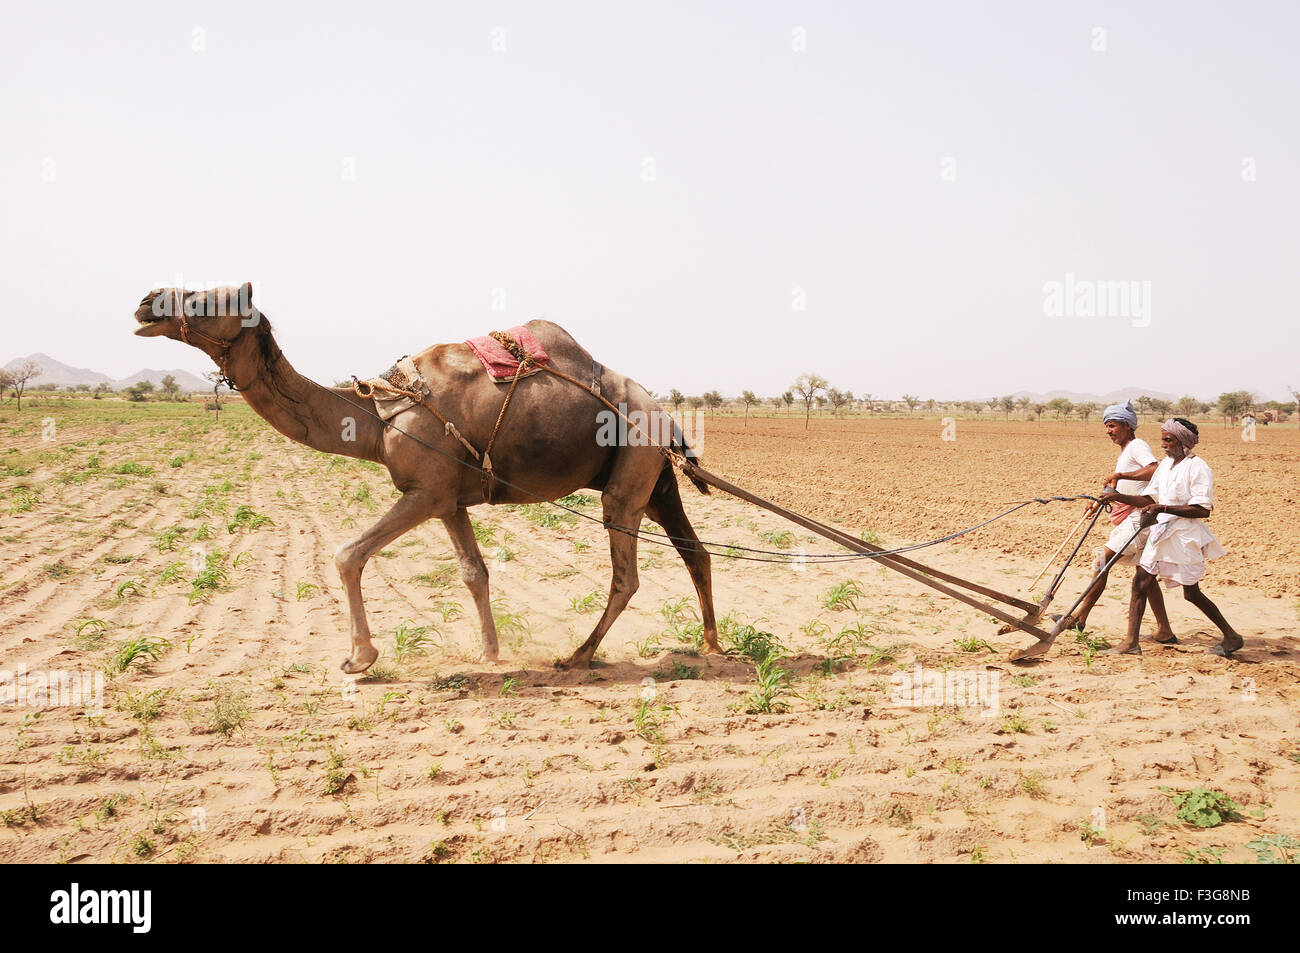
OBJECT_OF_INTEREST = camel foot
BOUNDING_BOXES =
[556,650,594,671]
[1008,640,1052,662]
[1101,643,1141,656]
[340,644,379,675]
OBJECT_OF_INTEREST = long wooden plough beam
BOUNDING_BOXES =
[678,459,1056,642]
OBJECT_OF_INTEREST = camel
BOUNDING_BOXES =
[132,283,720,673]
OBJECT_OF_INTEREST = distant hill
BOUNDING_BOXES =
[3,354,217,393]
[3,353,113,389]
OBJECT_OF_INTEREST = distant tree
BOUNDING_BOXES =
[1031,402,1047,422]
[1077,402,1099,424]
[1047,397,1073,420]
[740,389,757,424]
[826,387,853,415]
[967,401,984,417]
[1000,395,1016,419]
[126,380,155,402]
[781,390,794,414]
[924,398,936,414]
[7,360,41,411]
[703,389,723,416]
[901,394,920,414]
[860,392,873,414]
[1014,396,1031,419]
[0,369,12,403]
[1216,391,1254,427]
[792,374,828,429]
[160,374,180,400]
[669,389,686,417]
[204,371,226,421]
[1150,398,1172,419]
[1176,395,1200,418]
[769,395,783,412]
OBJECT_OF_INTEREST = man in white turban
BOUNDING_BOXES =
[1062,401,1173,641]
[1098,418,1242,657]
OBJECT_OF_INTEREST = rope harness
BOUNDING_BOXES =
[353,331,678,503]
[175,289,240,392]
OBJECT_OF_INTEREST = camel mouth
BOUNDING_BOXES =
[133,303,169,336]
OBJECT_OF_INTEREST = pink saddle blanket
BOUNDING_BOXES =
[465,326,550,381]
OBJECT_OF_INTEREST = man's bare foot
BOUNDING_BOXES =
[1102,642,1141,656]
[1207,632,1244,657]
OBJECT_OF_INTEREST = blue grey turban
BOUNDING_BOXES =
[1102,400,1138,430]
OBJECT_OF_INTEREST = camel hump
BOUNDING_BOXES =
[520,319,584,357]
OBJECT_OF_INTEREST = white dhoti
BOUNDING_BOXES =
[1103,512,1151,567]
[1139,517,1227,587]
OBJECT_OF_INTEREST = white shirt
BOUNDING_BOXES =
[1147,454,1214,524]
[1114,437,1157,496]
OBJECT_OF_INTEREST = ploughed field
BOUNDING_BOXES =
[703,413,1300,598]
[1,401,1296,864]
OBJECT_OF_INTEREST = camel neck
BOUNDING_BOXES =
[227,324,385,463]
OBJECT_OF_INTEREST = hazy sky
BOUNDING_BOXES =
[3,1,1297,401]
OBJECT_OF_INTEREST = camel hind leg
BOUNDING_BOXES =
[561,445,670,669]
[646,472,720,653]
[561,492,644,669]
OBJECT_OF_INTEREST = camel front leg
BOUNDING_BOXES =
[442,508,499,662]
[335,490,437,674]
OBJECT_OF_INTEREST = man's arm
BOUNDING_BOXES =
[1101,490,1156,509]
[1108,461,1159,486]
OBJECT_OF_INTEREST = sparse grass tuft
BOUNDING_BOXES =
[105,636,170,675]
[1018,769,1047,798]
[227,504,273,533]
[72,618,110,649]
[211,687,251,737]
[745,649,795,714]
[569,589,603,614]
[821,580,864,612]
[392,621,435,662]
[188,551,229,603]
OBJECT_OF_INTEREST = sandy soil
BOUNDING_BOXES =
[1,404,1296,863]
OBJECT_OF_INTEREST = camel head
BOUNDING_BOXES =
[133,283,261,348]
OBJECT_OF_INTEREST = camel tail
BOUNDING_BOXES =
[662,419,709,495]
